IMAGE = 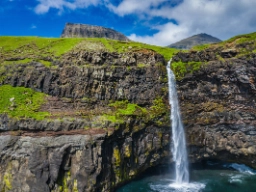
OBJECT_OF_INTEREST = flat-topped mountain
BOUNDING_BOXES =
[61,23,130,41]
[168,33,221,49]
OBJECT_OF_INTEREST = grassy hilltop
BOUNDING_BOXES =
[0,36,178,63]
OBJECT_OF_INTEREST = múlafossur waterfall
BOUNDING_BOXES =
[167,59,189,184]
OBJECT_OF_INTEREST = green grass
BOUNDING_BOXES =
[0,85,49,120]
[37,60,52,67]
[103,115,124,124]
[149,97,167,119]
[171,61,203,80]
[1,59,51,67]
[188,32,256,54]
[222,32,256,44]
[2,58,33,65]
[0,36,83,56]
[137,63,146,68]
[109,100,147,116]
[0,36,178,62]
[192,44,210,51]
[103,100,148,124]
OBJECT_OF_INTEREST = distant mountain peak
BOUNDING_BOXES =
[168,33,221,50]
[61,23,130,41]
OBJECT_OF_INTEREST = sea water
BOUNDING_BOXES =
[117,162,256,192]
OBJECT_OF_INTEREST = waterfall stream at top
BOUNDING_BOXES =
[166,58,189,184]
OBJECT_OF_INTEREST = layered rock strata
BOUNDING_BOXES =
[61,23,130,41]
[174,51,256,168]
[0,50,171,191]
[1,35,256,191]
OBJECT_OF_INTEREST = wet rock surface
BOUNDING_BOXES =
[175,53,256,168]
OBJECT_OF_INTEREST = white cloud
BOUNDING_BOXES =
[129,22,189,46]
[106,0,167,16]
[33,0,256,46]
[110,0,256,46]
[34,0,100,14]
[31,25,37,29]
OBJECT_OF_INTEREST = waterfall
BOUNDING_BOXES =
[167,59,189,183]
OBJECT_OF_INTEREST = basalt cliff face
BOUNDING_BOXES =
[61,23,130,41]
[173,38,256,168]
[0,33,256,191]
[0,40,171,192]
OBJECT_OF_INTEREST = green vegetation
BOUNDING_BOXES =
[57,171,71,192]
[3,173,12,191]
[222,32,256,44]
[0,36,82,55]
[102,100,147,124]
[137,63,146,68]
[192,44,210,51]
[2,58,33,65]
[171,61,203,80]
[149,97,168,119]
[103,115,124,124]
[172,32,256,80]
[103,98,169,127]
[0,36,178,63]
[1,59,51,67]
[113,146,122,183]
[108,100,147,116]
[0,85,49,120]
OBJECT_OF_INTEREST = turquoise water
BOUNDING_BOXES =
[117,162,256,192]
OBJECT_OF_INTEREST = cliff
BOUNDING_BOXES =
[0,37,176,191]
[168,33,221,50]
[0,32,256,191]
[61,23,130,41]
[173,32,256,167]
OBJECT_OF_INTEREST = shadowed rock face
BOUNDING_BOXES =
[61,23,130,41]
[174,51,256,168]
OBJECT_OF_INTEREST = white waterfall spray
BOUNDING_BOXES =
[167,59,189,184]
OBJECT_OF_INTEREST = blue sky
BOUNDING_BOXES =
[1,0,256,46]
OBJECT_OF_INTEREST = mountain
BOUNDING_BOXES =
[168,33,222,49]
[61,23,130,41]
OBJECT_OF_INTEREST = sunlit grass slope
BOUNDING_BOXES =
[0,36,178,61]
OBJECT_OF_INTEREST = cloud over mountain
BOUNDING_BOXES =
[33,0,256,46]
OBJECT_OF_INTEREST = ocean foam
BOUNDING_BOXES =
[150,182,205,192]
[224,163,256,175]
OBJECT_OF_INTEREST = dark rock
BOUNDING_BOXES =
[220,49,238,58]
[61,23,130,42]
[178,54,256,168]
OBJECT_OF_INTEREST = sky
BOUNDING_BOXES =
[0,0,256,46]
